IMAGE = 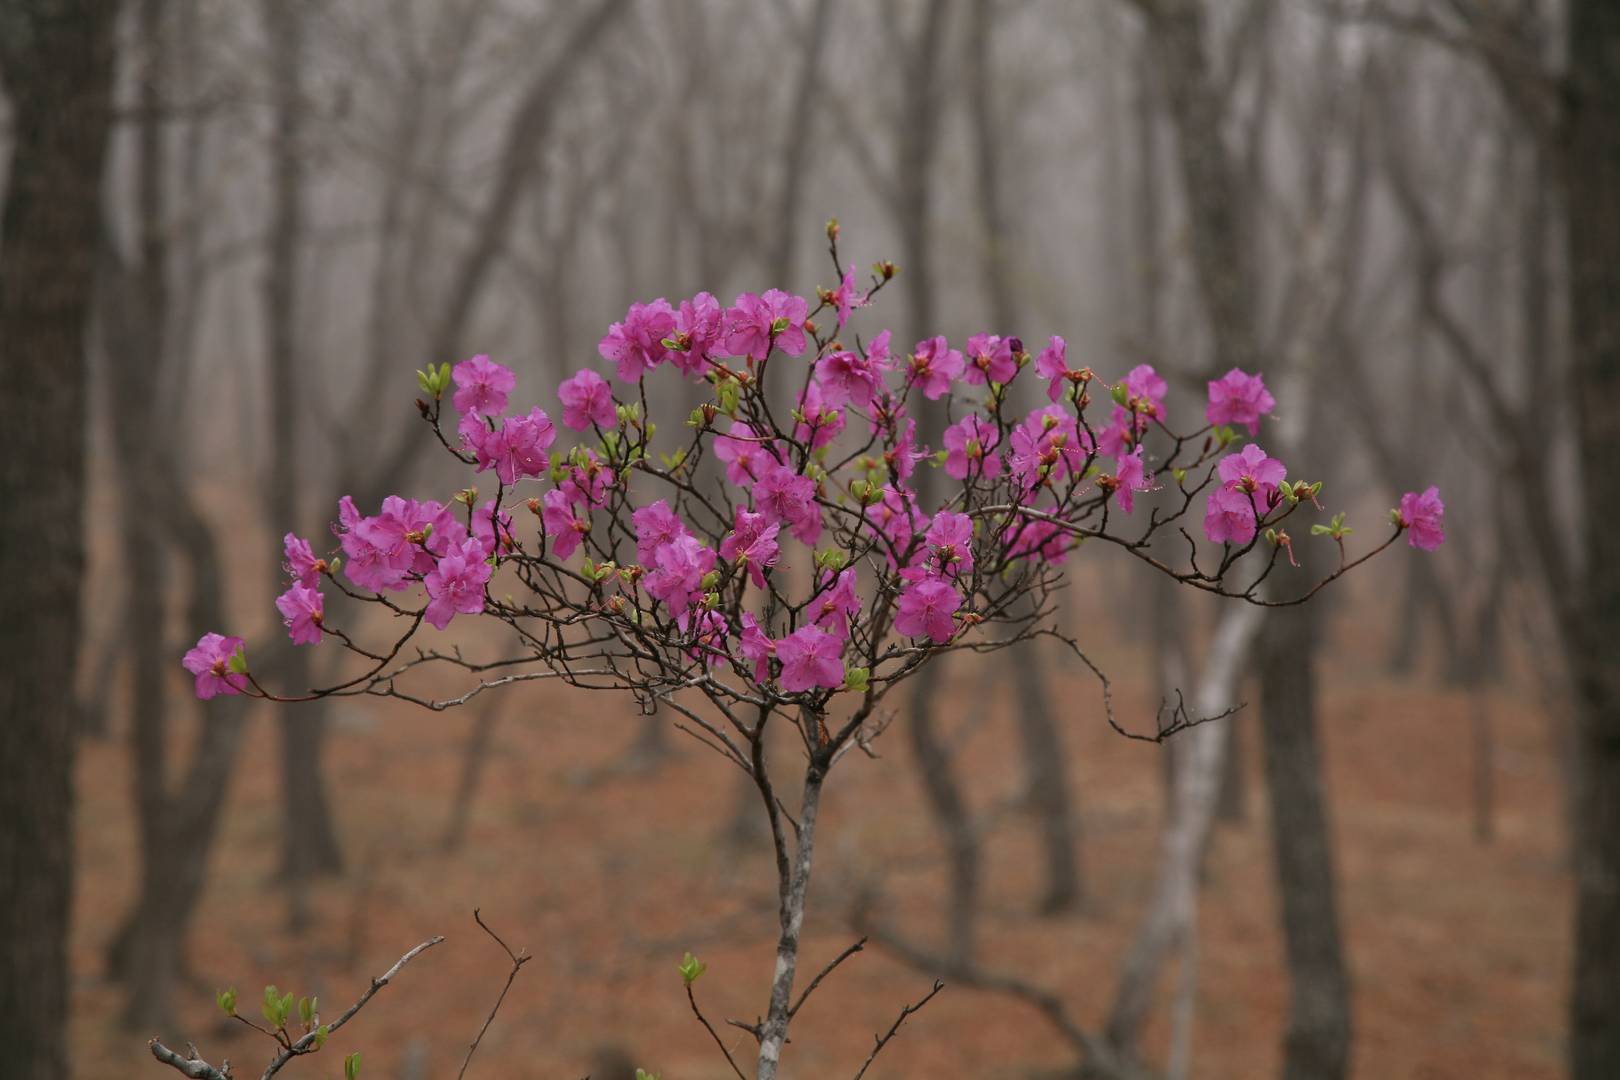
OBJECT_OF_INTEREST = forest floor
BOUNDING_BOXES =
[68,564,1569,1079]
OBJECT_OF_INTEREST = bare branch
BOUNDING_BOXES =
[851,979,945,1080]
[458,910,531,1080]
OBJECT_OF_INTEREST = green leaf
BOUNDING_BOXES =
[843,667,870,694]
[1110,383,1129,406]
[313,1024,329,1050]
[299,995,315,1027]
[635,1070,662,1080]
[344,1050,362,1080]
[261,985,283,1028]
[677,951,707,986]
[215,987,237,1017]
[227,647,249,676]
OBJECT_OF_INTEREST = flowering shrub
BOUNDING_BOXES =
[181,225,1440,1076]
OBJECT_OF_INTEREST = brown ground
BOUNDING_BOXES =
[69,563,1569,1079]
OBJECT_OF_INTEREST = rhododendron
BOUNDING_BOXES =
[196,226,1440,1080]
[469,406,556,485]
[451,354,516,417]
[1204,484,1262,545]
[1217,443,1286,500]
[712,422,781,488]
[964,333,1017,385]
[283,533,322,587]
[825,264,864,329]
[644,534,716,625]
[907,335,964,399]
[922,511,975,578]
[1113,445,1153,513]
[633,499,688,564]
[182,633,248,700]
[1121,363,1168,418]
[557,368,616,431]
[810,569,860,640]
[753,462,821,545]
[1205,367,1276,434]
[895,578,961,643]
[724,289,808,359]
[422,537,492,630]
[672,291,723,376]
[1398,486,1446,551]
[598,299,676,381]
[943,414,1003,480]
[275,583,324,645]
[719,508,781,589]
[774,626,844,692]
[540,487,588,559]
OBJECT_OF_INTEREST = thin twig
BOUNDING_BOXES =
[852,979,945,1079]
[687,982,748,1080]
[148,1039,229,1080]
[458,908,532,1079]
[790,936,867,1018]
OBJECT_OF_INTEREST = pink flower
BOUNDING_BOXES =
[541,487,588,559]
[810,568,860,640]
[865,485,930,554]
[1035,335,1073,402]
[1008,406,1088,492]
[1203,484,1261,546]
[283,533,323,587]
[907,336,964,400]
[1121,363,1168,420]
[883,412,923,482]
[815,346,884,409]
[924,511,974,578]
[738,612,775,682]
[1113,446,1152,514]
[712,422,782,489]
[451,354,516,417]
[827,264,864,330]
[754,463,821,545]
[182,633,248,700]
[633,500,689,565]
[1097,404,1144,457]
[560,449,614,507]
[723,289,809,359]
[423,537,492,630]
[894,579,961,643]
[644,534,715,624]
[671,291,724,376]
[598,299,676,382]
[558,369,616,431]
[275,583,324,646]
[943,414,1003,480]
[964,333,1017,386]
[719,508,781,589]
[1205,368,1275,435]
[687,610,730,668]
[1398,486,1445,551]
[1217,443,1286,501]
[1007,519,1071,565]
[470,407,557,485]
[774,626,844,692]
[795,379,846,451]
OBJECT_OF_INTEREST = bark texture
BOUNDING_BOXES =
[0,2,118,1073]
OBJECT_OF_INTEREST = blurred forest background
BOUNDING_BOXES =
[3,0,1619,1077]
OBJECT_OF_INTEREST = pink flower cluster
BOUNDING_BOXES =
[185,255,1443,704]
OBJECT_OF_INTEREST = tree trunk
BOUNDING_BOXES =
[262,0,344,896]
[1563,3,1620,1074]
[1257,585,1352,1080]
[0,3,118,1074]
[908,661,980,966]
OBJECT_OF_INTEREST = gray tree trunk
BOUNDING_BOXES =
[0,2,118,1073]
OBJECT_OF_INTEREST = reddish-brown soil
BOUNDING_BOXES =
[69,567,1568,1079]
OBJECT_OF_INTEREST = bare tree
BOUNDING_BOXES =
[0,1,119,1073]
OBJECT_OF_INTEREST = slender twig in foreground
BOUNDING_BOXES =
[790,936,867,1018]
[852,979,945,1079]
[688,980,748,1080]
[458,908,532,1080]
[260,936,444,1078]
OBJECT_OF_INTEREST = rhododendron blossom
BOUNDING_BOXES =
[895,578,961,644]
[182,633,248,700]
[451,354,516,417]
[1205,368,1276,434]
[557,368,616,431]
[774,626,844,692]
[275,583,324,646]
[598,299,676,381]
[423,537,492,630]
[1399,486,1446,551]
